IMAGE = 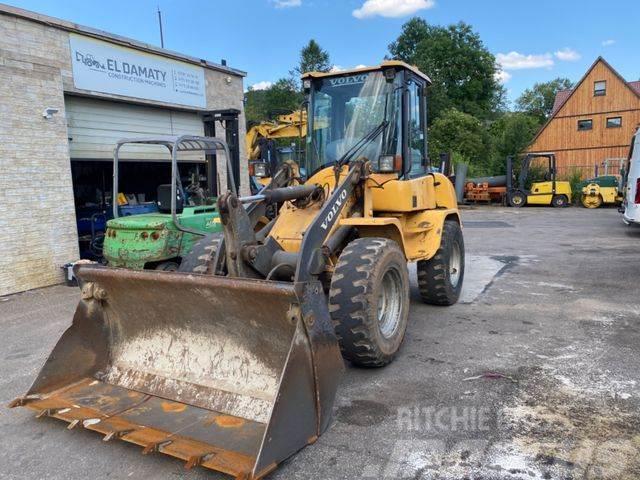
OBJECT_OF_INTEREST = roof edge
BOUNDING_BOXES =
[0,3,246,77]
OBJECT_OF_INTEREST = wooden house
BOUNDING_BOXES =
[528,57,640,177]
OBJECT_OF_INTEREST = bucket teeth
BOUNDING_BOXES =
[142,439,173,455]
[8,395,41,408]
[67,419,81,430]
[103,429,134,442]
[185,453,215,470]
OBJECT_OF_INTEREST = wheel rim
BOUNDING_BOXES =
[377,267,403,339]
[450,242,462,288]
[511,194,524,206]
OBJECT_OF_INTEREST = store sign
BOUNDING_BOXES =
[69,33,206,108]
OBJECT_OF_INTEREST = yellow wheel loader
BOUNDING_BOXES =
[10,62,464,479]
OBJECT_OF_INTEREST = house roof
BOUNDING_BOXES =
[550,57,640,116]
[551,89,573,116]
[530,57,640,149]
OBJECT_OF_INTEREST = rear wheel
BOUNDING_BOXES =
[509,190,527,208]
[329,238,410,367]
[552,194,569,208]
[417,219,465,306]
[178,232,223,274]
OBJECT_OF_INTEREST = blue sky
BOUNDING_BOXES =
[7,0,639,105]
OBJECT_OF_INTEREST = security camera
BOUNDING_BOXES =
[43,107,59,119]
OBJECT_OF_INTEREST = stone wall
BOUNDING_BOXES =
[0,14,79,296]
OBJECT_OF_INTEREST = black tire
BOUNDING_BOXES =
[508,190,527,208]
[178,232,223,274]
[552,194,569,208]
[329,238,410,367]
[417,219,464,306]
[155,261,179,271]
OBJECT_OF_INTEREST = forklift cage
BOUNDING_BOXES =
[112,135,236,235]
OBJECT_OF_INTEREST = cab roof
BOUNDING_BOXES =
[302,60,432,84]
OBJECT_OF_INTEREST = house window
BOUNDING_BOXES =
[606,116,622,128]
[594,81,606,96]
[578,119,593,131]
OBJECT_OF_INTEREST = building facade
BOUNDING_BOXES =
[528,57,640,177]
[0,4,249,296]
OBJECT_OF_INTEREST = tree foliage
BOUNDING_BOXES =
[429,109,492,175]
[292,39,331,79]
[515,78,574,121]
[488,113,542,174]
[389,18,504,122]
[244,78,303,125]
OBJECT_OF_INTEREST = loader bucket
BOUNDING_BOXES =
[10,265,343,479]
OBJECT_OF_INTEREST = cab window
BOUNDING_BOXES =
[407,79,427,177]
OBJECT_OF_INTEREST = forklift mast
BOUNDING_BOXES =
[203,109,241,196]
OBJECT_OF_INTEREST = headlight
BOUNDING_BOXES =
[252,161,269,178]
[375,155,400,173]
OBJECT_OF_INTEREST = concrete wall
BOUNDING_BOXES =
[0,9,248,296]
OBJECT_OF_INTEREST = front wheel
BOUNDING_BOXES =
[581,194,602,209]
[329,238,410,367]
[552,195,569,208]
[509,190,527,208]
[417,219,465,306]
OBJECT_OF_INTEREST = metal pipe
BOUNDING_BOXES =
[454,163,468,203]
[466,175,507,188]
[325,226,353,254]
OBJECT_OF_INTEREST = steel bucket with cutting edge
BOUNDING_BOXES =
[10,264,343,479]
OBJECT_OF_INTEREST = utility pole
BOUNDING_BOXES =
[157,6,164,48]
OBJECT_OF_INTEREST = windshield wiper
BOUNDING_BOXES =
[336,119,389,168]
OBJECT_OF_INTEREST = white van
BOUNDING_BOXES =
[622,129,640,225]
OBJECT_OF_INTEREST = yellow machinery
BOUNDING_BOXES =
[507,153,572,207]
[11,62,464,479]
[246,111,306,190]
[581,180,623,208]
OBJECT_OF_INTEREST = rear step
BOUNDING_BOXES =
[10,265,343,479]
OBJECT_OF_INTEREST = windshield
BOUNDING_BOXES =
[305,71,402,176]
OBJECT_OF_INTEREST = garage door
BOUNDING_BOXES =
[65,96,205,162]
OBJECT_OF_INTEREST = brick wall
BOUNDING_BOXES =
[0,14,79,296]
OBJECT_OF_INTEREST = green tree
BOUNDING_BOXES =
[429,108,492,175]
[291,39,331,82]
[244,78,303,125]
[515,78,574,121]
[488,113,542,174]
[389,19,504,122]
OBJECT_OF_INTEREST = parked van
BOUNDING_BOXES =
[622,129,640,225]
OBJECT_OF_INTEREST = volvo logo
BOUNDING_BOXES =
[321,189,348,230]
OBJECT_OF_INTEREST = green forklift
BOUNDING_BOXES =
[103,135,236,270]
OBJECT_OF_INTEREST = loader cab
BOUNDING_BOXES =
[302,62,431,179]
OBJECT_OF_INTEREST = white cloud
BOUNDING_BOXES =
[602,39,616,47]
[353,0,435,19]
[330,65,344,72]
[355,64,368,69]
[495,69,512,84]
[554,47,581,62]
[250,81,273,90]
[496,51,554,70]
[271,0,301,8]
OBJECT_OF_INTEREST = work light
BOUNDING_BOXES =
[251,161,269,178]
[375,155,401,173]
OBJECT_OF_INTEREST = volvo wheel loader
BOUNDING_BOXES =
[10,61,464,479]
